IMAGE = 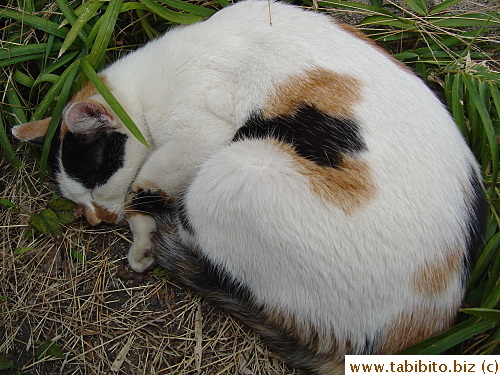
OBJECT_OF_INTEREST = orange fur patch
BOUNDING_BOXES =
[70,77,108,103]
[262,305,348,363]
[412,247,463,297]
[273,140,376,214]
[94,203,119,224]
[133,180,170,199]
[263,68,362,119]
[378,308,455,354]
[266,307,338,355]
[63,76,109,137]
[83,205,102,226]
[83,202,119,226]
[335,22,411,73]
[13,117,51,141]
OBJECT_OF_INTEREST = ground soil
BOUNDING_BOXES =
[0,155,296,375]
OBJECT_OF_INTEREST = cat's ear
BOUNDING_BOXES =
[64,101,115,135]
[11,117,52,145]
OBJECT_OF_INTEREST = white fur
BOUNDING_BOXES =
[128,214,157,272]
[185,138,467,349]
[32,0,481,363]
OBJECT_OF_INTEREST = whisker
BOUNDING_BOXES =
[124,196,167,209]
[123,209,155,215]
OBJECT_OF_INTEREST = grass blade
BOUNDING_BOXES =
[0,42,64,60]
[451,73,466,137]
[468,233,500,288]
[403,0,428,16]
[44,34,55,66]
[59,0,99,27]
[31,50,80,89]
[430,13,500,28]
[480,248,499,309]
[480,328,499,354]
[86,0,123,69]
[416,321,497,354]
[401,318,497,354]
[444,72,453,107]
[0,53,46,68]
[30,77,64,121]
[462,74,499,197]
[59,0,104,57]
[213,0,230,7]
[17,0,35,12]
[140,0,205,24]
[0,7,69,38]
[40,60,80,171]
[465,76,481,150]
[55,0,78,26]
[6,83,28,124]
[31,73,60,84]
[437,28,492,49]
[30,54,86,122]
[80,58,149,148]
[13,70,35,88]
[156,0,215,17]
[392,51,419,60]
[120,2,150,12]
[430,0,463,15]
[0,108,21,168]
[0,42,80,69]
[359,15,417,30]
[316,0,394,16]
[489,84,499,120]
[136,8,159,40]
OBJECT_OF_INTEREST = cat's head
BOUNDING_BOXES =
[13,94,147,226]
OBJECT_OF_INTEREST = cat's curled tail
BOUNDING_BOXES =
[152,210,344,375]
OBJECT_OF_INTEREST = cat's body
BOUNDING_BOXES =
[13,1,487,373]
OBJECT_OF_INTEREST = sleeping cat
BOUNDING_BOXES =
[13,1,486,373]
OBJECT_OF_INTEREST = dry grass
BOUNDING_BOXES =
[0,155,297,374]
[1,0,498,372]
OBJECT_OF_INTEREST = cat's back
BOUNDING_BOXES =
[108,1,464,162]
[101,0,486,367]
[133,0,463,143]
[108,0,420,116]
[165,0,486,356]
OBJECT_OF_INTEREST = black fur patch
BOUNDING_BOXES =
[464,167,488,270]
[28,136,48,147]
[177,195,195,235]
[48,126,62,174]
[153,212,252,303]
[153,211,366,373]
[130,189,176,218]
[61,130,127,189]
[233,105,366,168]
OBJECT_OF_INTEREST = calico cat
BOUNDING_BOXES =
[13,1,487,373]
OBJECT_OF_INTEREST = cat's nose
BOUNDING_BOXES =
[93,203,120,224]
[83,202,121,226]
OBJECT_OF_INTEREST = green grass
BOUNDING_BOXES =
[1,0,498,363]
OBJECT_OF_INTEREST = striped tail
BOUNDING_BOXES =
[152,212,344,375]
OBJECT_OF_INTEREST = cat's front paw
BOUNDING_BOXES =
[128,241,156,273]
[126,213,157,273]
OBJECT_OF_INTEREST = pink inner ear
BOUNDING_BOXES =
[65,101,114,134]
